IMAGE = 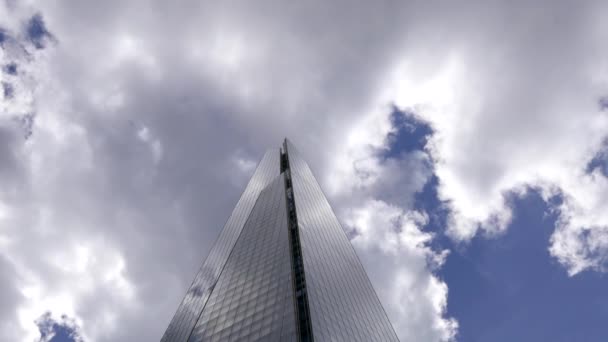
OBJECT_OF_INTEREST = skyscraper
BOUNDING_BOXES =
[162,139,399,342]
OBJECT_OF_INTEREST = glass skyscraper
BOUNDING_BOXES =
[162,139,399,342]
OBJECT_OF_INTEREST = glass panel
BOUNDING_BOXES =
[285,140,399,342]
[162,141,399,342]
[188,175,296,342]
[161,150,282,342]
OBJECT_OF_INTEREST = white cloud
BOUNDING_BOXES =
[548,172,608,275]
[0,1,457,337]
[4,0,608,341]
[346,200,457,341]
[381,2,608,275]
[15,239,136,341]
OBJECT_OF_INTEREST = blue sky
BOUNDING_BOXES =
[441,192,608,342]
[387,112,608,341]
[2,2,608,342]
[35,313,83,342]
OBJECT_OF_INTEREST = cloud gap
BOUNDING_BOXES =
[586,138,608,177]
[382,107,434,160]
[26,14,53,50]
[0,28,6,45]
[2,82,14,99]
[3,62,18,75]
[36,312,84,342]
[599,96,608,111]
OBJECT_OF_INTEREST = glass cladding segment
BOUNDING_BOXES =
[188,175,297,342]
[282,149,314,342]
[284,140,400,342]
[161,149,281,342]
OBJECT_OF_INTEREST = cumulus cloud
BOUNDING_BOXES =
[345,200,457,341]
[382,2,608,275]
[0,1,457,341]
[323,108,456,341]
[5,0,608,341]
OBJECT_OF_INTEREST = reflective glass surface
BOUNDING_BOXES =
[285,140,400,342]
[189,175,296,342]
[163,141,399,342]
[162,150,281,342]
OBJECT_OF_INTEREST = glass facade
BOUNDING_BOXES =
[188,175,296,342]
[162,140,399,342]
[161,150,281,342]
[285,140,399,342]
